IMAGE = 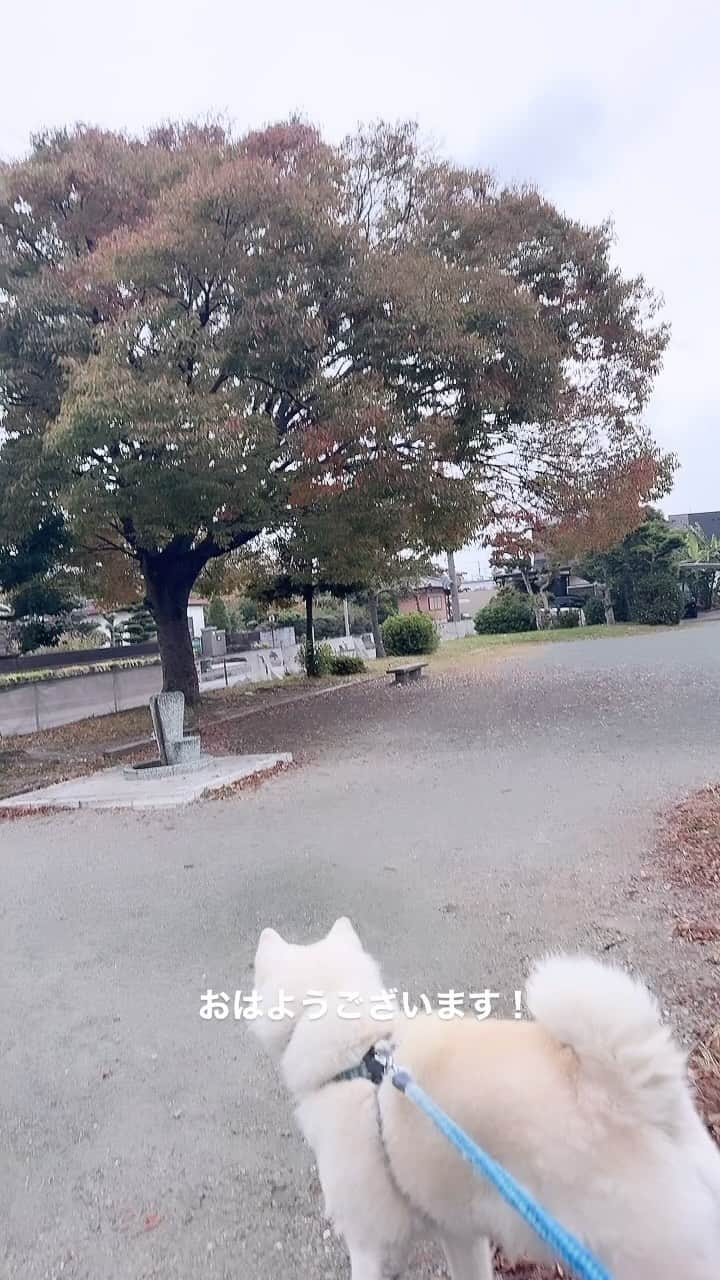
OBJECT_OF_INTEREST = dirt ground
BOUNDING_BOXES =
[0,675,356,800]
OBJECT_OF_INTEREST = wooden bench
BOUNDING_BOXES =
[388,662,428,686]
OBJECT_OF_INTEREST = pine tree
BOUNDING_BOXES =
[122,601,156,645]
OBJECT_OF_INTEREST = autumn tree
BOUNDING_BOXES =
[0,120,673,702]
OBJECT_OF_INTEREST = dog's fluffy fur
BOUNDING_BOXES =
[252,919,720,1279]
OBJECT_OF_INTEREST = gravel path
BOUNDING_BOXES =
[3,622,720,1279]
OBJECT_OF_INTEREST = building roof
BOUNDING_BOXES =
[669,511,720,540]
[414,575,451,591]
[188,596,209,606]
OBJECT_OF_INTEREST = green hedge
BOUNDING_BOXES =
[329,653,366,676]
[632,574,683,625]
[382,612,439,655]
[474,590,535,635]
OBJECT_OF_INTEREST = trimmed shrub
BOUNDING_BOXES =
[382,612,439,656]
[632,574,683,626]
[582,596,606,626]
[555,608,581,629]
[329,653,366,676]
[474,590,535,635]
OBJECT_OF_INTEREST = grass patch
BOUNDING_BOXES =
[441,623,650,657]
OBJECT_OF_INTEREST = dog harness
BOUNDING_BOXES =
[331,1043,613,1280]
[332,1044,392,1087]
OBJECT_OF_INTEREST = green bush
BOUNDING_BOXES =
[329,653,366,676]
[555,608,581,629]
[582,597,606,626]
[227,597,261,630]
[474,590,535,635]
[632,574,683,626]
[278,607,342,640]
[382,612,439,656]
[297,640,334,675]
[207,595,230,631]
[18,620,63,652]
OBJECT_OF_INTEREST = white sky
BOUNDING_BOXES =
[1,0,718,577]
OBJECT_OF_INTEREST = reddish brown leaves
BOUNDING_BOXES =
[656,785,720,893]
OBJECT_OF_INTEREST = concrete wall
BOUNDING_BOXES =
[197,634,375,689]
[258,626,296,648]
[0,664,162,737]
[2,623,469,738]
[435,619,476,640]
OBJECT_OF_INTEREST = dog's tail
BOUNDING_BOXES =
[526,953,688,1130]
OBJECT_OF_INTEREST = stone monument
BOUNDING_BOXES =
[124,691,209,779]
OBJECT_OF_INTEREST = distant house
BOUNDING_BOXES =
[493,561,596,605]
[187,596,208,638]
[398,576,452,621]
[669,511,720,540]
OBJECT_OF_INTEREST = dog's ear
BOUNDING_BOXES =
[254,926,287,979]
[258,926,285,950]
[329,916,359,943]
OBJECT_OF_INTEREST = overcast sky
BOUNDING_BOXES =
[1,0,717,576]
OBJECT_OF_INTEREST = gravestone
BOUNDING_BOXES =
[124,690,207,779]
[149,691,185,765]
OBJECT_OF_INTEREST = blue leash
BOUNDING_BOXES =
[392,1068,612,1280]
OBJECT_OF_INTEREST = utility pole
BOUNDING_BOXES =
[343,596,351,639]
[447,550,461,624]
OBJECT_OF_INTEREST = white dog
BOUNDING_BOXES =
[252,918,720,1279]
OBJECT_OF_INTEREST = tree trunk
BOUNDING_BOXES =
[602,585,615,625]
[143,557,200,706]
[303,586,318,677]
[369,592,386,658]
[519,567,543,629]
[447,550,461,624]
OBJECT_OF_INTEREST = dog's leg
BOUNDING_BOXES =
[348,1244,409,1280]
[441,1235,494,1280]
[348,1244,410,1280]
[349,1253,381,1280]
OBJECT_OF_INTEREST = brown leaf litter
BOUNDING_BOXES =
[656,784,720,892]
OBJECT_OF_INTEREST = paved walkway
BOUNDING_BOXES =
[3,623,720,1278]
